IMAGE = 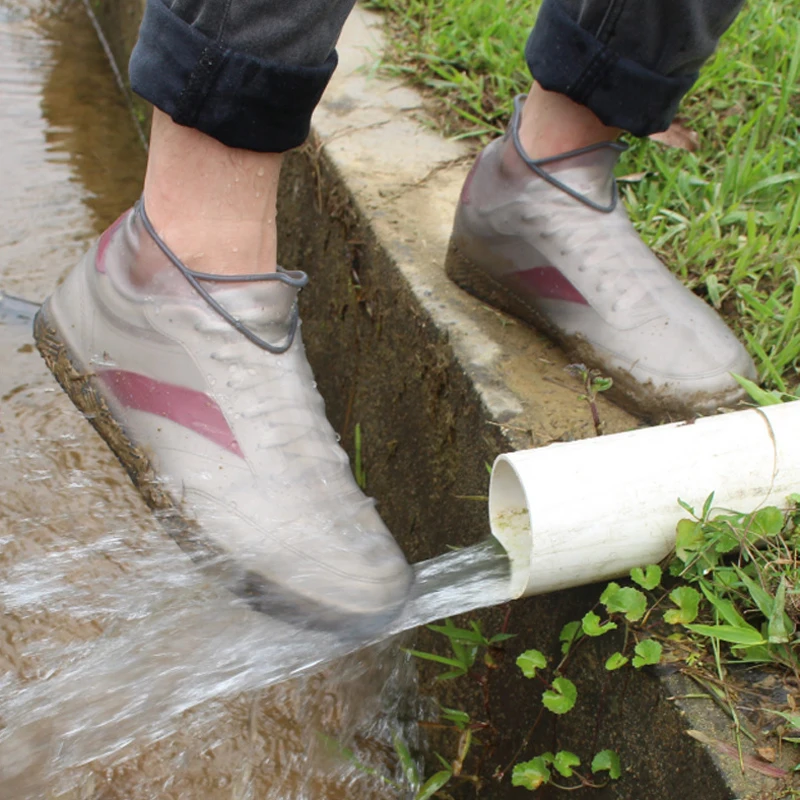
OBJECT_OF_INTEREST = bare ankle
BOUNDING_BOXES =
[142,110,283,276]
[517,82,622,160]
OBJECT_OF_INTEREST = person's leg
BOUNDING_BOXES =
[524,0,745,139]
[35,0,413,629]
[447,0,756,420]
[131,0,355,277]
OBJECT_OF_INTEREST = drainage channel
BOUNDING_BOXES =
[0,2,519,797]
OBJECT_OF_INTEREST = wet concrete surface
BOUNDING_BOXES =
[0,2,412,797]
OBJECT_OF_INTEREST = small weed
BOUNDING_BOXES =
[566,363,613,435]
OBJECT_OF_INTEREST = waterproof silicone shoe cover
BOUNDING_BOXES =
[34,201,413,631]
[446,96,757,419]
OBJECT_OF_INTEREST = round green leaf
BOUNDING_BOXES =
[512,757,551,790]
[553,750,581,778]
[664,586,701,625]
[542,677,577,715]
[676,519,704,561]
[582,611,617,637]
[605,652,629,671]
[630,565,662,590]
[516,649,547,679]
[602,585,647,622]
[591,749,621,780]
[632,639,662,668]
[559,621,582,654]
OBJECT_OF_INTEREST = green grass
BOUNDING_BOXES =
[365,0,800,391]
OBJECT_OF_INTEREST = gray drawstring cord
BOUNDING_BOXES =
[509,94,626,214]
[137,198,307,355]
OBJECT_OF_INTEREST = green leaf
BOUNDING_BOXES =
[685,624,766,646]
[630,565,662,590]
[599,582,620,606]
[676,519,704,561]
[559,621,582,654]
[582,611,617,637]
[591,749,621,780]
[732,373,784,406]
[701,492,716,521]
[488,632,517,644]
[440,706,470,730]
[434,752,451,771]
[734,567,774,618]
[394,733,420,789]
[517,649,547,679]
[632,639,662,668]
[664,586,701,624]
[591,376,613,393]
[677,498,696,516]
[512,757,551,790]
[404,649,467,672]
[601,585,647,622]
[427,618,487,646]
[553,751,581,778]
[435,670,468,681]
[767,577,792,644]
[699,582,747,627]
[542,677,577,715]
[605,652,629,671]
[731,644,773,663]
[415,770,452,800]
[751,506,784,537]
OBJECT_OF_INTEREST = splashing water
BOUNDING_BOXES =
[0,468,511,796]
[0,304,513,796]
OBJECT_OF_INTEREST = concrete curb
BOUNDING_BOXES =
[90,3,786,798]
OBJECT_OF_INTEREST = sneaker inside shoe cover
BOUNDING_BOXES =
[446,96,757,420]
[34,201,413,633]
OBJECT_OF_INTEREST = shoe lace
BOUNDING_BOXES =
[138,200,347,475]
[138,198,308,355]
[510,96,668,314]
[550,212,668,312]
[510,95,627,214]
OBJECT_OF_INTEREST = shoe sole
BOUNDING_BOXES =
[33,299,404,636]
[444,237,746,421]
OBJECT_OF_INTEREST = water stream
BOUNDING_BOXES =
[0,2,513,797]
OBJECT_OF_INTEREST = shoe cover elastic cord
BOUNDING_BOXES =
[509,95,627,214]
[137,198,308,355]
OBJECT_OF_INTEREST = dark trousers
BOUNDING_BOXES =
[130,0,745,152]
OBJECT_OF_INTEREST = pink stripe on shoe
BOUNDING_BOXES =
[515,266,589,305]
[97,369,244,458]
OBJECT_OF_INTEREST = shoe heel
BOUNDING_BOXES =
[34,300,97,417]
[33,301,170,510]
[445,237,545,332]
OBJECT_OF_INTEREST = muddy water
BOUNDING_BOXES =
[0,2,513,798]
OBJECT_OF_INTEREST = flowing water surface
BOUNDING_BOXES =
[0,2,513,797]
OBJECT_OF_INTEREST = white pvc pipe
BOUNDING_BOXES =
[489,403,800,599]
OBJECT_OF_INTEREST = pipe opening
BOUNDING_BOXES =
[488,456,532,598]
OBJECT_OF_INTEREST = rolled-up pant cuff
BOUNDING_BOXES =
[129,0,336,152]
[525,0,696,137]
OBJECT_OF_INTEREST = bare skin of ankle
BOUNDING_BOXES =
[517,82,622,160]
[142,109,282,277]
